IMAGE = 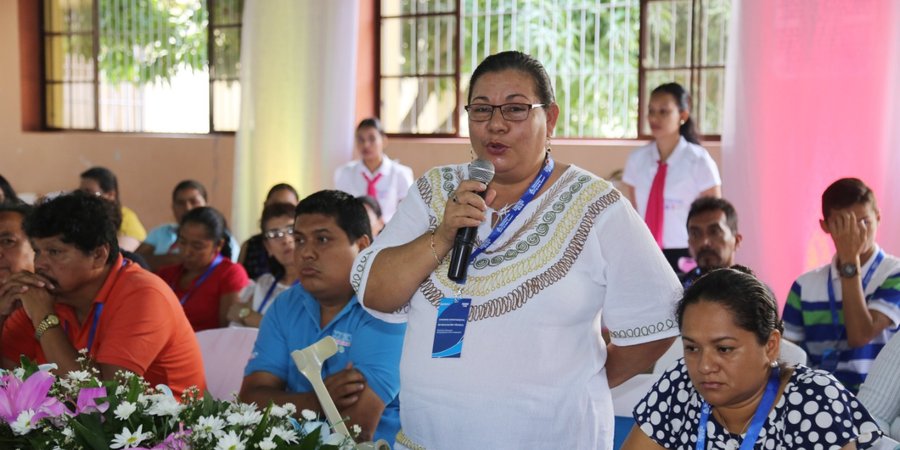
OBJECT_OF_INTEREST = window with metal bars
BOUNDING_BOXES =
[42,0,243,133]
[378,0,730,139]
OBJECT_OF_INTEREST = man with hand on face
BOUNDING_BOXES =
[680,197,742,288]
[783,178,900,393]
[0,202,35,287]
[0,193,205,398]
[240,190,405,445]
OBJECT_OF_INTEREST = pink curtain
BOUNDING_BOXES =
[722,0,900,305]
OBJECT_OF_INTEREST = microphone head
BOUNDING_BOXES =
[468,159,495,184]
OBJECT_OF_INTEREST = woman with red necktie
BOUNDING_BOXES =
[622,82,721,273]
[334,118,414,223]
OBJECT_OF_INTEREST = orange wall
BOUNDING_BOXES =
[0,0,721,240]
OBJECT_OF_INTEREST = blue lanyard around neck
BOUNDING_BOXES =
[81,259,127,352]
[467,155,555,264]
[256,279,299,313]
[176,254,224,305]
[826,249,884,340]
[696,366,781,450]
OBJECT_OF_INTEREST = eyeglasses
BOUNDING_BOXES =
[263,225,294,240]
[464,103,545,122]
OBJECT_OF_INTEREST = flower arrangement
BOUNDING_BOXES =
[0,356,358,450]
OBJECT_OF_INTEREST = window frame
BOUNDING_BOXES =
[39,0,242,135]
[376,0,725,141]
[375,0,461,138]
[638,0,725,141]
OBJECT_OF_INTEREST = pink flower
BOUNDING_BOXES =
[136,427,192,450]
[0,370,67,430]
[71,386,110,415]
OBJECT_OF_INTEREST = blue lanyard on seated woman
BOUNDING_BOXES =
[696,366,781,450]
[466,154,555,265]
[174,254,224,305]
[256,279,300,313]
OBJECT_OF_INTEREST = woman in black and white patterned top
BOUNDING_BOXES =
[622,267,883,450]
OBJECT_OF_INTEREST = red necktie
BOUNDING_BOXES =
[362,172,382,197]
[645,161,667,247]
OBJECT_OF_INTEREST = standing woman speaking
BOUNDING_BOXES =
[352,51,681,449]
[622,83,721,272]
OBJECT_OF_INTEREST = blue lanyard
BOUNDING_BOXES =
[826,249,884,340]
[467,155,555,263]
[175,254,224,305]
[696,366,781,450]
[256,279,299,313]
[81,259,127,352]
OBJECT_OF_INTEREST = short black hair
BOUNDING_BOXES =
[676,265,783,345]
[172,179,208,202]
[0,174,20,204]
[356,117,386,136]
[821,177,878,219]
[266,183,299,203]
[687,197,738,234]
[356,195,383,219]
[295,190,371,242]
[80,167,119,201]
[179,206,233,259]
[260,202,296,232]
[0,202,32,222]
[468,51,555,105]
[24,192,119,264]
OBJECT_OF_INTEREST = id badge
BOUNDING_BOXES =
[820,348,840,373]
[431,297,471,358]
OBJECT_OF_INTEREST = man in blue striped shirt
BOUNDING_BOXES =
[783,178,900,392]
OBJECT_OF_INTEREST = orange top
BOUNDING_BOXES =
[1,254,206,398]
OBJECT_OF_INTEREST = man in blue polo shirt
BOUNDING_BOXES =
[240,190,405,444]
[783,178,900,393]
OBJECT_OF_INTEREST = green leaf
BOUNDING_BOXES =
[70,414,110,450]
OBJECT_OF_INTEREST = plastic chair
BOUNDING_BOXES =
[195,327,259,400]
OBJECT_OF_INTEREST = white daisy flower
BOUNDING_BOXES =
[195,415,227,439]
[10,409,37,435]
[269,425,299,444]
[258,437,277,450]
[113,401,137,421]
[214,430,245,450]
[226,409,263,427]
[300,409,318,421]
[110,424,151,449]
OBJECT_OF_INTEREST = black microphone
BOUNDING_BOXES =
[447,159,495,283]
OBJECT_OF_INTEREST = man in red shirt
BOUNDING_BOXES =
[0,193,205,398]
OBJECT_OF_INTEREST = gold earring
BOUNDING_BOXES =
[469,147,476,160]
[546,137,552,152]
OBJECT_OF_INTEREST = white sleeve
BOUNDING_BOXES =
[691,146,721,192]
[621,148,642,187]
[396,165,415,201]
[352,177,432,324]
[334,164,350,191]
[596,199,683,346]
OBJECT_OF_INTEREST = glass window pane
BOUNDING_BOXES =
[212,79,240,131]
[212,27,241,80]
[45,0,93,33]
[700,0,730,66]
[47,82,95,129]
[416,0,455,14]
[45,35,95,81]
[380,76,456,134]
[417,15,456,75]
[381,18,417,76]
[382,0,415,16]
[698,67,724,135]
[644,0,692,69]
[213,0,244,25]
